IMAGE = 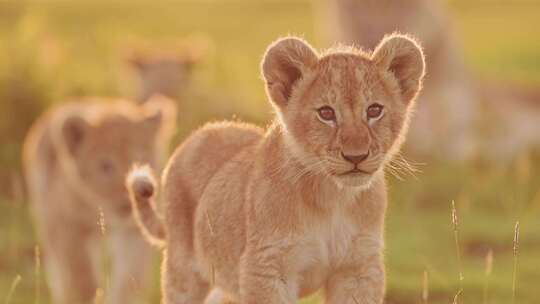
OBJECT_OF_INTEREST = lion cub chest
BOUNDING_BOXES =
[295,206,359,296]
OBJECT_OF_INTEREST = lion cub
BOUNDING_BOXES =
[23,96,176,304]
[127,44,206,103]
[128,34,425,304]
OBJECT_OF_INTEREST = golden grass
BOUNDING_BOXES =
[512,221,520,304]
[483,249,493,304]
[4,275,21,304]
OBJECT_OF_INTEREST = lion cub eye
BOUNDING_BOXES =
[317,106,336,122]
[366,103,384,120]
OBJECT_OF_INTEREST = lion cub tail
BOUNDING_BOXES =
[126,165,165,248]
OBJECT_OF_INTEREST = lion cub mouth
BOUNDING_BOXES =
[338,168,374,176]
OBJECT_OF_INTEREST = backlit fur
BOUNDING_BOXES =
[128,34,425,304]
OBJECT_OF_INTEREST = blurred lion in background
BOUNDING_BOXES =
[320,0,540,162]
[475,79,540,161]
[124,37,210,103]
[22,96,176,304]
[124,37,258,138]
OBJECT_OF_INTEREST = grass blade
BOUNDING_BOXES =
[451,200,463,303]
[512,221,520,304]
[422,270,429,304]
[4,275,22,304]
[35,246,41,304]
[483,249,493,304]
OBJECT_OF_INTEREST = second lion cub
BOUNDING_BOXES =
[128,34,425,304]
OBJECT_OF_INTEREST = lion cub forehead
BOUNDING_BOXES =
[319,52,370,66]
[312,53,377,90]
[86,104,142,125]
[97,115,133,127]
[316,53,373,78]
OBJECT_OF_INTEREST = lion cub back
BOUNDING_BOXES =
[163,121,263,238]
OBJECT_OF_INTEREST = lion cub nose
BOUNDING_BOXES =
[341,151,369,165]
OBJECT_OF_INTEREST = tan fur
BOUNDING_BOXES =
[128,45,206,103]
[128,35,425,304]
[23,95,177,304]
[320,0,478,160]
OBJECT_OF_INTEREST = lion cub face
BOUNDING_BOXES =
[128,45,206,102]
[59,99,174,209]
[262,35,425,188]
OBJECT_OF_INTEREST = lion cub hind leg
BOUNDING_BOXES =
[162,245,210,304]
[204,288,238,304]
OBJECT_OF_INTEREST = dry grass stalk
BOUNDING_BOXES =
[512,221,520,304]
[451,201,464,283]
[452,289,463,304]
[34,245,41,304]
[483,249,493,304]
[4,275,22,304]
[422,270,429,304]
[98,207,106,236]
[451,200,463,304]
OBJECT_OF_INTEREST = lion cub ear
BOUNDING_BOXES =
[261,37,318,108]
[62,115,90,154]
[371,34,426,104]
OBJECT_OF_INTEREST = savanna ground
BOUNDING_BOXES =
[1,1,540,303]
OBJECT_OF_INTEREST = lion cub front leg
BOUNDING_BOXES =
[239,244,298,304]
[38,220,98,304]
[105,226,152,304]
[324,253,385,304]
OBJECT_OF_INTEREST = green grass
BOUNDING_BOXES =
[1,1,540,303]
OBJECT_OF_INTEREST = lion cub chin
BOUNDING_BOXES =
[128,34,425,304]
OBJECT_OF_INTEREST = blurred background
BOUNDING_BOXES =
[1,0,539,303]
